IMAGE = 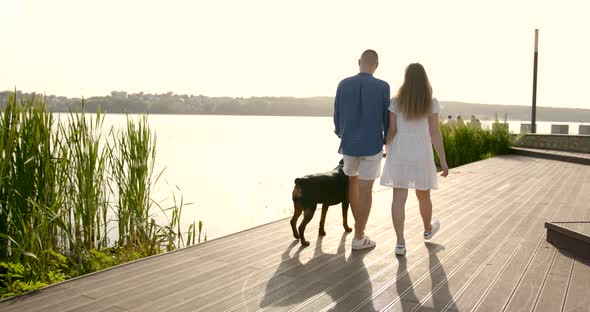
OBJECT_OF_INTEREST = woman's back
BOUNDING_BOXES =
[381,98,439,190]
[391,98,439,137]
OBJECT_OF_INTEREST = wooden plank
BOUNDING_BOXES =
[229,174,529,312]
[395,159,568,312]
[405,203,549,310]
[0,221,292,311]
[117,193,435,312]
[546,226,590,260]
[582,188,590,238]
[69,264,261,312]
[582,220,590,237]
[17,259,228,312]
[0,157,532,312]
[511,147,590,166]
[563,257,590,312]
[0,294,97,312]
[99,306,127,312]
[443,161,579,311]
[420,171,566,312]
[121,218,387,311]
[472,162,583,312]
[127,159,514,312]
[504,169,587,312]
[312,164,550,312]
[0,156,504,312]
[533,180,590,312]
[533,250,575,312]
[546,223,590,244]
[562,191,590,312]
[280,158,544,312]
[0,156,560,312]
[147,163,504,312]
[165,160,524,310]
[502,241,562,311]
[350,157,557,312]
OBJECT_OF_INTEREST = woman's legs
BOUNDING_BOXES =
[391,188,408,245]
[415,189,433,232]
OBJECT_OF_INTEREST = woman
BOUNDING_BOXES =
[380,63,449,256]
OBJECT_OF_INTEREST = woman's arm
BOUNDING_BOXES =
[385,111,397,146]
[429,113,449,177]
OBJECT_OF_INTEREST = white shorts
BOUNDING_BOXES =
[343,152,383,180]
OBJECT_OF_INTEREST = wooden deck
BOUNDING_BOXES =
[512,147,590,166]
[1,155,589,312]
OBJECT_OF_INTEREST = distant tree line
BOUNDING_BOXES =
[0,91,333,117]
[1,90,589,122]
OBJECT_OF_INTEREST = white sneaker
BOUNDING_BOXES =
[352,235,376,250]
[424,220,440,240]
[395,244,406,256]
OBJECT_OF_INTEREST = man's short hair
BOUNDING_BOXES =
[360,49,378,65]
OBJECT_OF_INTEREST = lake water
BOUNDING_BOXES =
[97,115,586,241]
[100,115,343,241]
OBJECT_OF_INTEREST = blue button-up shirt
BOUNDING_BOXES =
[333,72,390,156]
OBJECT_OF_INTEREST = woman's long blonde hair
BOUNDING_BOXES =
[394,63,433,120]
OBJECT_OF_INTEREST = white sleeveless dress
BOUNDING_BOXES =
[380,98,440,190]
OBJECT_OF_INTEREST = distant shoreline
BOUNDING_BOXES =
[49,112,588,124]
[2,91,589,122]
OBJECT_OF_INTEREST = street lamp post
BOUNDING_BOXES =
[531,29,539,134]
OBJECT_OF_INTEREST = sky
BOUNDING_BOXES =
[1,0,589,109]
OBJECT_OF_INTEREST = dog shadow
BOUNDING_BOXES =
[396,242,457,311]
[259,232,377,311]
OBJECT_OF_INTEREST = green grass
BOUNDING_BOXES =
[435,114,513,168]
[0,92,203,298]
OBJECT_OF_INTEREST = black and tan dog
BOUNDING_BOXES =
[291,160,353,246]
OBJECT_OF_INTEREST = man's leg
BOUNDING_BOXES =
[352,152,382,241]
[354,179,375,240]
[348,175,360,222]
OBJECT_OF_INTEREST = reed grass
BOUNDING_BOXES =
[0,92,202,298]
[436,113,513,168]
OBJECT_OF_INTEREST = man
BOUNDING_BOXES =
[333,49,390,250]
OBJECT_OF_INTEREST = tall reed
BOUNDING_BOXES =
[109,115,162,255]
[61,107,109,253]
[436,116,513,168]
[0,93,65,278]
[0,92,203,298]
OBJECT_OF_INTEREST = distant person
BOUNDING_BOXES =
[456,115,466,128]
[333,49,390,250]
[469,115,482,129]
[381,63,449,256]
[446,115,456,127]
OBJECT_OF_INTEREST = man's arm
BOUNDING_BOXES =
[333,82,342,138]
[382,83,391,144]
